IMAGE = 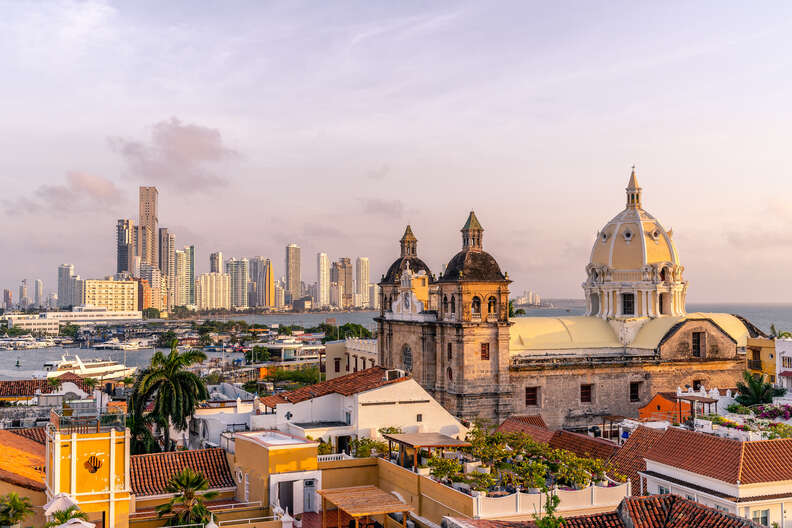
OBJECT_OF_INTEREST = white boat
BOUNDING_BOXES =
[43,355,136,381]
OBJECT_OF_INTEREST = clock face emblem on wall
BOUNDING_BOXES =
[85,455,102,473]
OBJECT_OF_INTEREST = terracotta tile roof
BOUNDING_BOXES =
[645,428,792,485]
[130,448,235,496]
[609,426,665,495]
[500,422,555,444]
[561,512,624,528]
[0,429,45,491]
[9,427,47,445]
[0,373,90,397]
[549,430,619,460]
[496,414,547,433]
[260,367,407,408]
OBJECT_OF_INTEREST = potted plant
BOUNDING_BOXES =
[428,455,462,483]
[519,460,549,493]
[467,471,496,496]
[0,493,33,528]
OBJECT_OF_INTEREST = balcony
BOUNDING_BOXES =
[748,360,763,370]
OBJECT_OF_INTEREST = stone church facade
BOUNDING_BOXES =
[376,169,763,430]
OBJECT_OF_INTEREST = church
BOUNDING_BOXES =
[375,168,764,430]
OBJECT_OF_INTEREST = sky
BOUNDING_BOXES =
[2,1,792,302]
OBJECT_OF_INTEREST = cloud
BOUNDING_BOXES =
[366,164,390,181]
[359,198,404,217]
[3,172,122,215]
[109,117,238,192]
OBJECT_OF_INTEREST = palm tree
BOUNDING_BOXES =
[127,405,160,455]
[770,324,792,339]
[83,378,98,391]
[47,377,62,392]
[155,467,217,526]
[736,370,786,406]
[121,376,134,386]
[0,492,33,527]
[132,341,207,450]
[44,506,88,528]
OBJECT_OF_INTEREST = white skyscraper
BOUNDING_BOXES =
[317,252,330,308]
[34,279,43,307]
[225,258,250,309]
[356,257,370,307]
[196,272,231,310]
[140,264,163,310]
[57,264,75,308]
[174,250,189,306]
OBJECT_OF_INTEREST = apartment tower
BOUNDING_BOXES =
[356,257,370,307]
[116,219,136,274]
[210,251,223,273]
[138,186,159,268]
[285,243,301,303]
[225,258,250,309]
[57,264,75,308]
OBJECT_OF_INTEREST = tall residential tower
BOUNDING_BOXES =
[285,243,301,302]
[138,186,159,268]
[317,252,330,308]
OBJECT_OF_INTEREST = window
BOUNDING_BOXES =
[622,293,635,316]
[481,343,490,360]
[525,387,539,406]
[784,357,792,368]
[447,343,452,361]
[752,509,769,526]
[353,356,358,372]
[692,332,704,357]
[487,296,497,314]
[401,344,413,372]
[369,359,375,368]
[450,296,456,314]
[771,375,776,383]
[447,367,453,381]
[715,505,729,513]
[752,349,761,361]
[693,379,702,391]
[685,494,695,502]
[334,358,341,373]
[580,384,593,403]
[416,414,423,422]
[443,295,448,312]
[472,296,481,315]
[658,485,670,495]
[345,412,351,425]
[630,381,641,402]
[345,353,350,372]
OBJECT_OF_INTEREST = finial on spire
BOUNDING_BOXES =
[626,165,642,208]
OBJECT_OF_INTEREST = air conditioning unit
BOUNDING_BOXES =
[385,369,406,381]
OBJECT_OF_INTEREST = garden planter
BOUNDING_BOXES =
[595,480,608,487]
[416,467,431,476]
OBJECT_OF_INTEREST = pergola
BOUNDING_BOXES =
[318,485,414,528]
[382,432,471,470]
[675,394,718,422]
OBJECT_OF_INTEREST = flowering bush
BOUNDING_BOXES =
[707,415,751,431]
[755,404,792,420]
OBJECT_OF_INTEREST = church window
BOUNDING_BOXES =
[334,358,340,373]
[692,379,702,391]
[487,296,497,314]
[447,367,453,381]
[622,293,635,316]
[472,296,481,315]
[692,332,704,358]
[402,344,413,372]
[416,414,423,422]
[447,343,452,360]
[525,387,538,406]
[630,382,641,402]
[481,343,490,360]
[443,295,448,312]
[450,296,456,314]
[580,384,593,403]
[624,230,632,240]
[601,233,608,242]
[660,267,669,281]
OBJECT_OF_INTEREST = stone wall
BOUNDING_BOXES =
[659,319,739,361]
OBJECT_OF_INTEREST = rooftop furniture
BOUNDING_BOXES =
[318,485,414,528]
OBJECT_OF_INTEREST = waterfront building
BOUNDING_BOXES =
[225,257,249,309]
[184,244,195,305]
[377,170,762,429]
[158,228,175,309]
[275,282,285,308]
[137,186,158,267]
[139,264,162,310]
[46,291,57,308]
[329,282,340,307]
[317,252,330,308]
[136,277,152,310]
[2,289,11,310]
[34,278,43,307]
[210,251,223,273]
[73,277,138,312]
[285,243,301,302]
[174,249,189,306]
[57,264,75,308]
[356,256,370,307]
[6,306,142,334]
[249,256,274,307]
[18,280,28,309]
[116,219,136,274]
[196,272,231,310]
[368,283,380,310]
[331,258,353,309]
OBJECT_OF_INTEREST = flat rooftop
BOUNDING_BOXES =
[293,421,348,429]
[237,430,316,447]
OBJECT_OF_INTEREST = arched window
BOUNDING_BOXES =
[660,267,669,282]
[447,343,452,360]
[443,295,448,312]
[401,344,412,372]
[450,296,456,314]
[447,367,453,381]
[472,296,481,315]
[487,296,497,314]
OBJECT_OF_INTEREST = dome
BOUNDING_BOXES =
[438,211,507,282]
[589,168,679,272]
[383,256,432,283]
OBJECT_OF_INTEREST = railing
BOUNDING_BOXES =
[209,501,263,511]
[318,453,353,462]
[219,517,278,526]
[748,360,763,370]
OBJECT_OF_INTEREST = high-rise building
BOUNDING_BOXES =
[249,256,274,307]
[210,252,223,274]
[317,252,330,308]
[140,264,162,310]
[174,249,189,306]
[58,264,75,308]
[356,257,370,307]
[275,282,285,308]
[138,186,159,268]
[116,219,136,274]
[225,258,249,309]
[3,289,12,310]
[34,279,43,307]
[18,280,28,309]
[46,292,57,308]
[196,272,231,310]
[285,243,301,303]
[331,258,354,309]
[368,283,380,310]
[73,278,137,311]
[136,278,153,311]
[159,230,176,309]
[184,245,196,305]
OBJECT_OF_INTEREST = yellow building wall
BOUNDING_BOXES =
[319,458,378,489]
[746,337,776,382]
[267,446,318,474]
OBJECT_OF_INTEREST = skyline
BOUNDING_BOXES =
[3,2,792,301]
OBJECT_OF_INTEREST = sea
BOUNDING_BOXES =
[3,303,791,381]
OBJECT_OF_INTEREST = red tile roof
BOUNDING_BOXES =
[260,367,407,408]
[499,422,555,444]
[0,373,91,397]
[608,426,665,495]
[550,430,619,461]
[130,448,235,496]
[645,428,792,485]
[496,414,547,432]
[9,427,47,445]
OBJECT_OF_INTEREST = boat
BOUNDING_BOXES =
[43,355,136,381]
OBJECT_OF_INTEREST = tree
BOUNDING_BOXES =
[736,370,786,406]
[533,493,563,528]
[142,308,161,319]
[133,342,208,450]
[246,346,270,364]
[156,332,178,348]
[126,404,160,455]
[198,334,213,347]
[428,455,462,481]
[155,467,218,526]
[59,324,79,338]
[47,377,62,392]
[0,492,33,527]
[6,327,30,337]
[770,324,792,339]
[45,506,88,528]
[83,378,98,391]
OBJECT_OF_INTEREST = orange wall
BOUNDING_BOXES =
[639,394,691,422]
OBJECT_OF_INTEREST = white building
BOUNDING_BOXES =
[196,272,231,311]
[317,252,330,308]
[776,338,792,392]
[34,279,43,307]
[325,338,378,380]
[225,258,250,309]
[355,257,369,307]
[73,278,137,312]
[368,283,380,310]
[6,306,142,334]
[57,264,75,308]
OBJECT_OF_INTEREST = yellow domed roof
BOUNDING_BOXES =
[589,168,679,271]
